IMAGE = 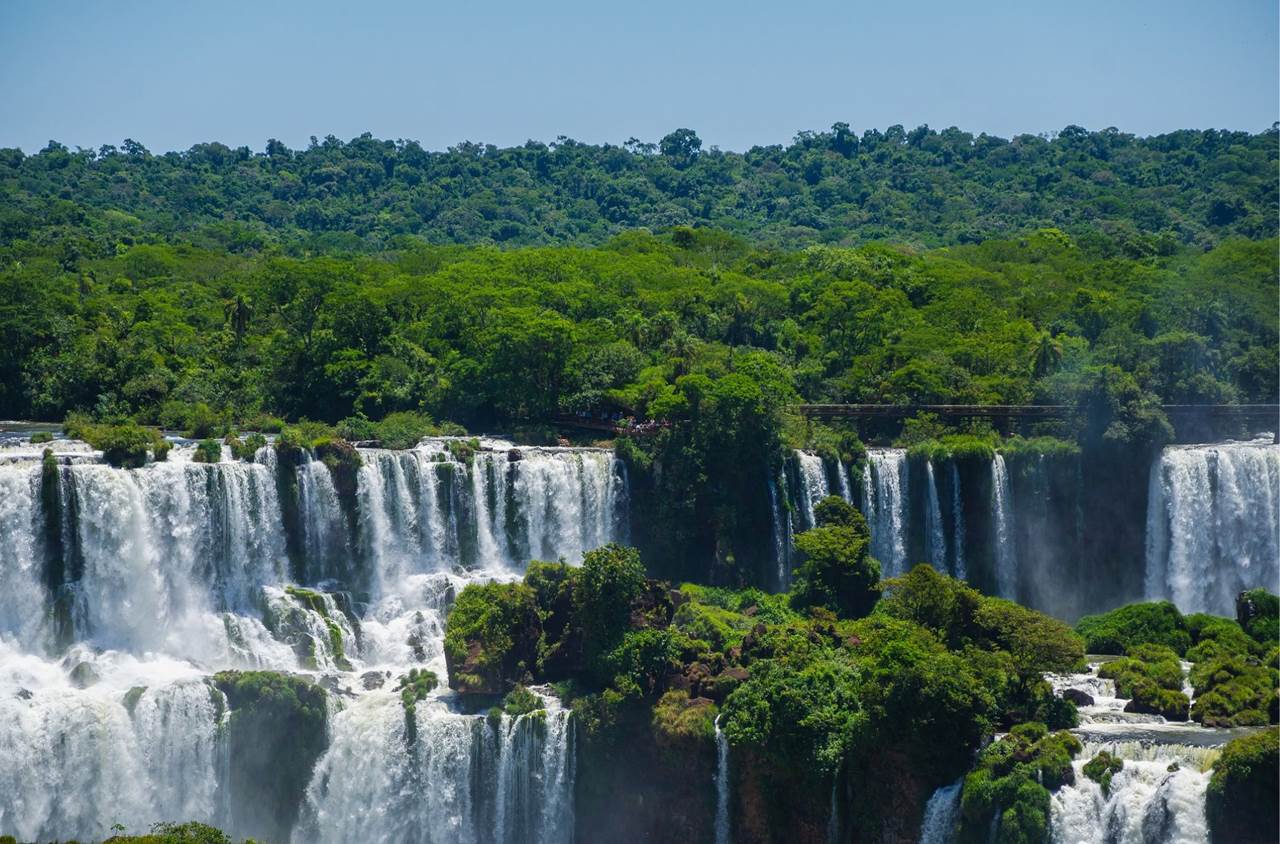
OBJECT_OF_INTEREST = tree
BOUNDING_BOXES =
[790,496,881,617]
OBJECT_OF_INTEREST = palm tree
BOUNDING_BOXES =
[1029,330,1063,378]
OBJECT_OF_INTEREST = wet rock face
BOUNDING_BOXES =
[1062,688,1094,707]
[68,661,99,688]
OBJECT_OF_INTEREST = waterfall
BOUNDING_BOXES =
[0,434,619,842]
[1144,440,1280,615]
[919,780,962,844]
[862,450,908,576]
[990,455,1017,599]
[924,461,946,571]
[795,452,830,530]
[298,688,574,844]
[714,715,731,844]
[949,463,967,581]
[1049,741,1212,844]
[768,473,792,590]
[835,461,853,501]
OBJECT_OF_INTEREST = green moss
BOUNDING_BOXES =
[1206,727,1279,844]
[1082,751,1123,796]
[122,685,147,715]
[1075,601,1190,655]
[29,430,53,444]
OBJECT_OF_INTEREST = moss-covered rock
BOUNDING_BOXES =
[211,670,328,843]
[193,438,222,463]
[503,684,543,717]
[1206,727,1279,844]
[1082,751,1123,796]
[652,689,717,748]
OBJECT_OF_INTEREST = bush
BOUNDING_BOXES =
[574,543,647,670]
[29,430,52,444]
[1082,751,1123,796]
[1074,601,1190,655]
[1189,654,1278,727]
[193,438,222,463]
[1206,728,1279,844]
[652,689,717,745]
[1097,644,1184,696]
[1185,613,1259,661]
[503,684,543,717]
[66,416,166,468]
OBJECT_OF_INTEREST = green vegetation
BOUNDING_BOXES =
[211,671,328,844]
[503,685,543,717]
[1075,601,1192,655]
[102,821,258,843]
[1097,643,1190,721]
[1206,728,1279,844]
[958,723,1083,844]
[62,413,167,468]
[1081,751,1123,796]
[443,545,1094,840]
[192,438,221,463]
[5,127,1274,252]
[790,497,881,617]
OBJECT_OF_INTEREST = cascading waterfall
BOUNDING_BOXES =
[795,451,830,530]
[714,715,731,844]
[923,461,947,571]
[949,463,967,581]
[918,780,962,844]
[298,688,574,844]
[768,473,792,590]
[0,435,623,842]
[1144,439,1280,615]
[862,449,908,577]
[990,455,1017,599]
[1049,741,1212,844]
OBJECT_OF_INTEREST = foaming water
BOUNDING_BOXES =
[919,780,962,844]
[863,449,908,577]
[0,436,620,841]
[1145,440,1280,615]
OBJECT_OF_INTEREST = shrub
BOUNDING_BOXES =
[1189,654,1278,727]
[503,684,543,717]
[652,689,717,745]
[1237,589,1279,647]
[193,438,222,463]
[67,416,166,468]
[1074,601,1190,655]
[574,543,647,670]
[958,723,1082,844]
[29,430,52,444]
[1206,728,1279,844]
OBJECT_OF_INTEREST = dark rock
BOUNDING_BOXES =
[507,449,523,462]
[69,662,99,689]
[742,604,759,617]
[362,671,387,691]
[15,688,32,700]
[1062,688,1095,707]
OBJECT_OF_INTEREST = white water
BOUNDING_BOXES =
[918,780,962,844]
[714,715,731,844]
[862,449,908,576]
[1144,440,1280,615]
[768,473,792,590]
[949,463,967,581]
[1049,741,1212,844]
[795,452,831,530]
[990,455,1017,599]
[924,461,946,572]
[0,436,623,842]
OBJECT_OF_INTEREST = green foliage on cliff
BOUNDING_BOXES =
[1206,727,1279,844]
[102,821,257,843]
[958,723,1083,844]
[210,671,327,844]
[443,581,540,693]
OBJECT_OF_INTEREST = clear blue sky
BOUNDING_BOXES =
[1,0,1276,154]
